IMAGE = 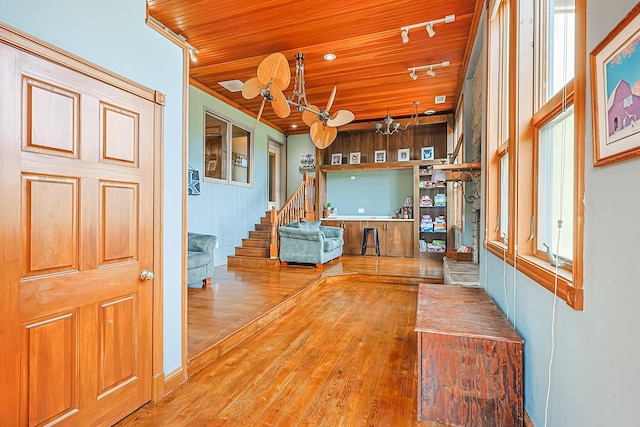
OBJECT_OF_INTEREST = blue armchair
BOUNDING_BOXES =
[188,232,217,287]
[279,221,344,268]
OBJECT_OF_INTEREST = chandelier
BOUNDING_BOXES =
[375,102,420,135]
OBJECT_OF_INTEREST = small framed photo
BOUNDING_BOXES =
[350,152,361,164]
[374,150,386,163]
[421,146,434,160]
[591,6,640,166]
[331,153,342,165]
[398,148,410,162]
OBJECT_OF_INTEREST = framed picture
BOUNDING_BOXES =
[421,146,435,160]
[331,153,342,165]
[350,152,361,164]
[374,150,386,163]
[591,5,640,166]
[398,148,410,162]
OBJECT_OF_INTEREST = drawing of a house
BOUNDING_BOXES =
[607,79,640,136]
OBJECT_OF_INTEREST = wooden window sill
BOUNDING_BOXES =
[516,255,583,310]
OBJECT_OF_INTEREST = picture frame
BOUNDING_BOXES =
[591,4,640,166]
[349,152,361,164]
[374,150,386,163]
[331,153,342,165]
[421,146,434,161]
[398,148,410,162]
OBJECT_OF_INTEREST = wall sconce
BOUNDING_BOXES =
[400,14,455,44]
[408,61,450,80]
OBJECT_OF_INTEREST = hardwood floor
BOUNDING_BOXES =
[118,256,445,426]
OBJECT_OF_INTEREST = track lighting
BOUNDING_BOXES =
[399,14,455,44]
[425,23,435,37]
[407,61,450,80]
[401,29,409,44]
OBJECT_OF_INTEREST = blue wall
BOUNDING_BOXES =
[188,85,285,266]
[326,170,413,216]
[476,0,640,425]
[0,0,185,373]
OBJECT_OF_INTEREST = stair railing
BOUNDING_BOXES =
[269,173,316,257]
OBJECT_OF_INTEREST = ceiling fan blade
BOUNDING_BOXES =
[326,86,337,112]
[254,98,266,129]
[270,86,291,118]
[257,52,291,90]
[302,105,320,127]
[310,122,338,149]
[242,77,262,100]
[327,110,355,127]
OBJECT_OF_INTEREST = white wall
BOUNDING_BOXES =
[188,85,285,266]
[0,0,185,373]
[478,1,640,425]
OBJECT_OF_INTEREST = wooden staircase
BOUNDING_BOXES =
[227,173,316,268]
[227,212,280,267]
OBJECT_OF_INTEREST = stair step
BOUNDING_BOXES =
[235,246,269,258]
[249,230,271,240]
[260,217,272,225]
[255,223,271,232]
[227,255,280,268]
[242,238,270,248]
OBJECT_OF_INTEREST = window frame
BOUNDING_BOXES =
[494,0,584,310]
[484,0,514,255]
[484,0,585,310]
[203,108,254,187]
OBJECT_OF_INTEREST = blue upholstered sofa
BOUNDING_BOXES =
[188,232,217,287]
[279,221,344,267]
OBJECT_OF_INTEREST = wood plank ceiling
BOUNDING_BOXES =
[147,0,481,135]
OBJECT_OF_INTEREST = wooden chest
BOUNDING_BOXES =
[415,284,523,426]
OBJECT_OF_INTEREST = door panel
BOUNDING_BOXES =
[2,42,155,426]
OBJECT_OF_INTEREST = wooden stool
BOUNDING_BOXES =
[361,227,380,256]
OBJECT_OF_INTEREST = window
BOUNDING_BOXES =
[484,0,585,309]
[485,0,512,248]
[536,106,574,263]
[204,110,252,186]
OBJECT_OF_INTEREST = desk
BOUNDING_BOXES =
[415,283,523,426]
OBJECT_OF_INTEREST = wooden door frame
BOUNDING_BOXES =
[0,23,168,420]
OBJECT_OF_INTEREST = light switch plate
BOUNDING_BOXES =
[358,208,365,213]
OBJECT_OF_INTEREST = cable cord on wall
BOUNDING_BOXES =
[544,21,571,424]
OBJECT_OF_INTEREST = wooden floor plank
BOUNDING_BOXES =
[118,256,446,426]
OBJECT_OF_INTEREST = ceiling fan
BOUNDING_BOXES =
[300,86,355,149]
[288,53,355,149]
[242,52,291,128]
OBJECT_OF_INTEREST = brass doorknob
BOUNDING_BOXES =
[140,270,155,281]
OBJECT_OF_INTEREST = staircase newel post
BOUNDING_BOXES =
[269,207,278,259]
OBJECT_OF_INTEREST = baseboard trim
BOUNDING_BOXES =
[163,367,186,397]
[525,409,534,427]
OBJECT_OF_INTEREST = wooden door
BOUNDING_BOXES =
[384,222,407,257]
[0,42,155,426]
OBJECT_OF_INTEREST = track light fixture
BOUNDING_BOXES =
[400,14,455,44]
[401,29,409,44]
[407,61,450,80]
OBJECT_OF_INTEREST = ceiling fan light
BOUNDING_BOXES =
[401,29,409,44]
[425,23,436,38]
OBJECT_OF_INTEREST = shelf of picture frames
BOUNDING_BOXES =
[319,159,447,173]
